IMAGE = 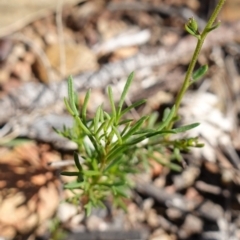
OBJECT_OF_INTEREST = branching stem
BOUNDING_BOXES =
[167,0,226,130]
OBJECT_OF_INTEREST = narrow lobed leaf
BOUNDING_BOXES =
[112,125,122,145]
[64,181,85,189]
[85,201,93,217]
[96,121,108,136]
[67,76,79,116]
[147,112,159,128]
[172,123,200,133]
[112,186,129,198]
[120,121,132,137]
[157,105,175,131]
[82,89,91,124]
[94,106,101,134]
[104,155,124,172]
[73,152,82,171]
[206,21,221,33]
[119,119,133,125]
[75,116,91,135]
[61,171,79,176]
[64,97,74,116]
[120,99,146,117]
[117,72,134,117]
[192,65,208,82]
[107,86,117,119]
[106,145,129,162]
[122,116,148,141]
[82,170,101,176]
[126,130,175,146]
[104,111,111,120]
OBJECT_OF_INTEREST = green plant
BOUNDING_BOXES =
[49,217,67,240]
[55,0,226,215]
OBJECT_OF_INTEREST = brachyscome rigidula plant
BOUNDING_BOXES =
[55,0,226,216]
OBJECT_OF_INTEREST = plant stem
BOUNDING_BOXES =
[167,0,226,130]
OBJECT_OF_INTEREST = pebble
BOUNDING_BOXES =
[57,202,78,222]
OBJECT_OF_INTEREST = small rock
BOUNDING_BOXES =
[0,69,10,84]
[153,176,166,188]
[23,51,36,64]
[86,215,108,231]
[146,209,159,228]
[204,161,219,174]
[150,228,176,240]
[12,60,32,82]
[11,43,26,59]
[179,214,203,239]
[57,202,78,222]
[166,208,183,221]
[143,198,154,212]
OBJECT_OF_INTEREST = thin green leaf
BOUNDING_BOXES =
[111,186,117,195]
[107,128,116,144]
[61,171,79,176]
[112,125,122,145]
[122,116,148,141]
[75,116,91,135]
[104,155,124,172]
[106,116,115,132]
[103,112,111,133]
[169,163,182,172]
[64,97,74,115]
[96,121,108,136]
[99,180,126,187]
[85,201,93,217]
[163,108,170,121]
[82,170,101,176]
[99,105,104,122]
[134,129,155,135]
[120,121,132,137]
[64,181,84,189]
[192,65,208,82]
[206,21,221,32]
[82,89,91,123]
[77,175,83,182]
[88,134,102,155]
[67,76,79,116]
[91,158,98,171]
[52,126,62,135]
[126,130,175,146]
[94,106,101,134]
[83,138,93,157]
[120,99,146,117]
[114,197,127,212]
[172,123,200,133]
[119,119,133,125]
[107,86,117,119]
[107,145,129,162]
[147,112,159,128]
[112,186,129,198]
[104,111,111,120]
[157,106,175,131]
[117,72,134,117]
[73,152,82,171]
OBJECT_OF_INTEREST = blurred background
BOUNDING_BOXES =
[0,0,240,239]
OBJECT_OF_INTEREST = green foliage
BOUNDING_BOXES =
[49,217,67,240]
[55,0,226,216]
[56,74,201,215]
